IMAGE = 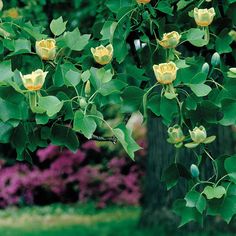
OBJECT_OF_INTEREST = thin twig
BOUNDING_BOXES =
[91,135,117,144]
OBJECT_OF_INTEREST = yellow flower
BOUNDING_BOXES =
[153,62,178,85]
[3,8,20,19]
[167,125,185,144]
[185,126,216,148]
[36,39,56,61]
[193,8,215,27]
[20,69,47,91]
[158,31,181,49]
[91,44,113,65]
[189,126,207,143]
[0,0,3,11]
[136,0,151,4]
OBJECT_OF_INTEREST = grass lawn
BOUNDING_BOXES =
[0,203,234,236]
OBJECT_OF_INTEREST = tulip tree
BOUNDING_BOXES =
[1,0,236,226]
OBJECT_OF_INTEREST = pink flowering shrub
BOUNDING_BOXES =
[0,141,145,208]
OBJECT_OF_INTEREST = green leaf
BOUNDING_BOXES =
[73,110,97,139]
[156,0,173,15]
[162,164,191,190]
[105,0,134,13]
[113,124,141,160]
[38,96,63,117]
[11,123,28,154]
[0,122,13,143]
[81,70,91,82]
[190,72,207,84]
[50,16,67,36]
[22,22,47,40]
[101,21,118,41]
[177,0,195,10]
[160,97,178,125]
[203,186,226,200]
[215,35,232,54]
[53,62,78,87]
[147,95,161,116]
[7,39,31,57]
[175,59,190,69]
[35,113,49,125]
[189,83,212,97]
[51,124,79,152]
[16,150,32,164]
[121,86,145,113]
[185,191,207,214]
[64,28,90,51]
[185,96,198,111]
[220,99,236,125]
[0,97,25,122]
[113,25,129,63]
[228,173,236,184]
[207,196,236,223]
[186,28,207,47]
[0,60,14,82]
[65,69,81,87]
[98,79,127,96]
[90,67,114,90]
[224,155,236,183]
[173,199,202,227]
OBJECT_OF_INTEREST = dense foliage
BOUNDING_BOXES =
[1,0,236,226]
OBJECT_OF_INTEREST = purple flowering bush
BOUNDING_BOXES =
[0,141,145,208]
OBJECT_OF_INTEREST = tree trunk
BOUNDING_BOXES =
[139,116,235,228]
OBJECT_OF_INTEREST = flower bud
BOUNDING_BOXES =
[79,98,87,109]
[85,80,91,97]
[153,62,178,85]
[0,0,3,11]
[20,69,47,91]
[190,164,200,178]
[193,8,215,27]
[158,31,181,49]
[211,52,220,67]
[167,125,185,144]
[136,0,151,4]
[189,126,207,143]
[91,44,113,65]
[201,62,210,74]
[229,30,236,41]
[36,39,56,61]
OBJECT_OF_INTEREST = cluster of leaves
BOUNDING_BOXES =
[1,0,236,226]
[2,0,101,31]
[100,0,236,226]
[0,9,142,161]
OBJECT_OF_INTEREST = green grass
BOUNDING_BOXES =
[0,203,234,236]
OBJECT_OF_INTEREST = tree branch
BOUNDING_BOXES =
[91,135,117,144]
